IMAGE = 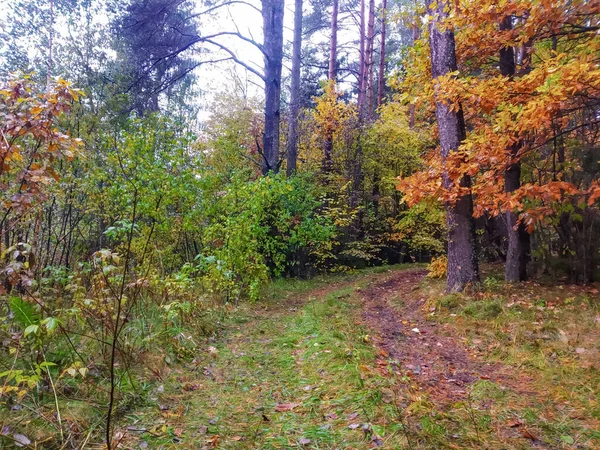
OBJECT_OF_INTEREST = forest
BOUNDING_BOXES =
[0,0,599,448]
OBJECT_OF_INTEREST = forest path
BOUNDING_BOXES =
[135,265,597,449]
[360,268,516,404]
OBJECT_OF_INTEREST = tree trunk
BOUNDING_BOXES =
[426,0,479,292]
[262,0,285,175]
[286,0,302,176]
[366,0,375,117]
[377,0,387,107]
[328,0,338,80]
[500,15,530,282]
[358,0,366,116]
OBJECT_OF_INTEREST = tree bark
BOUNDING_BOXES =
[286,0,302,176]
[262,0,285,175]
[366,0,375,117]
[328,0,338,80]
[500,15,530,282]
[377,0,387,107]
[426,0,479,292]
[358,0,366,116]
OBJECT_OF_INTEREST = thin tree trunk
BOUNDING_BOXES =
[358,0,366,116]
[261,0,285,175]
[500,15,530,282]
[328,0,338,80]
[426,0,479,292]
[366,0,375,117]
[377,0,387,107]
[286,0,303,176]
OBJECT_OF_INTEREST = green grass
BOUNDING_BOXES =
[417,273,600,449]
[125,267,412,449]
[5,263,596,449]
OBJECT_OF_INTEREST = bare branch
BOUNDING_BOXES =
[204,39,265,81]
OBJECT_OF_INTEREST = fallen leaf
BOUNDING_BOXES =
[231,436,242,441]
[299,438,311,445]
[507,419,523,428]
[206,435,220,447]
[275,402,299,412]
[520,428,537,441]
[13,434,31,447]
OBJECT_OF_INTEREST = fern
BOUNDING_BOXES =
[9,297,39,328]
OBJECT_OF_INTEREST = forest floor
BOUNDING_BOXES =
[117,265,600,449]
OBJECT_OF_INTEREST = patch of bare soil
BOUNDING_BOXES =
[360,269,519,405]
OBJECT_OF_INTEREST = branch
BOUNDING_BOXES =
[185,0,261,19]
[204,39,265,81]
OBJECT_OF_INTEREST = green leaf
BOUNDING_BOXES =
[41,317,59,334]
[24,324,39,337]
[9,297,39,327]
[560,435,574,444]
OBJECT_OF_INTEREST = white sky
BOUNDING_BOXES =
[0,0,365,122]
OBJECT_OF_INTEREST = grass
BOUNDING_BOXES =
[3,263,598,449]
[416,267,600,449]
[118,265,415,449]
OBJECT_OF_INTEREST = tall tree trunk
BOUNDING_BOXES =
[286,0,303,176]
[262,0,285,175]
[500,15,530,282]
[366,0,375,117]
[426,0,479,292]
[358,0,366,116]
[328,0,338,80]
[377,0,387,107]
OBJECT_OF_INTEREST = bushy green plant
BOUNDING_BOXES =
[197,173,336,301]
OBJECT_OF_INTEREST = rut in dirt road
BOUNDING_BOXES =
[360,269,507,404]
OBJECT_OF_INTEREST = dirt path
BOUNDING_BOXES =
[360,269,510,405]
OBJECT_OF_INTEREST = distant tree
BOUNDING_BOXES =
[110,0,201,115]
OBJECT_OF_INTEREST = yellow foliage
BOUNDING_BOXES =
[427,255,447,279]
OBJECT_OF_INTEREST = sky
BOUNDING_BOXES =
[0,0,367,122]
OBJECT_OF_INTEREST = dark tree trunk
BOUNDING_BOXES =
[377,0,387,107]
[366,0,375,117]
[500,15,530,282]
[328,0,338,80]
[262,0,285,175]
[426,0,479,292]
[286,0,302,176]
[358,0,366,116]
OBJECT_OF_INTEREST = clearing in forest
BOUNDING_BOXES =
[118,265,600,449]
